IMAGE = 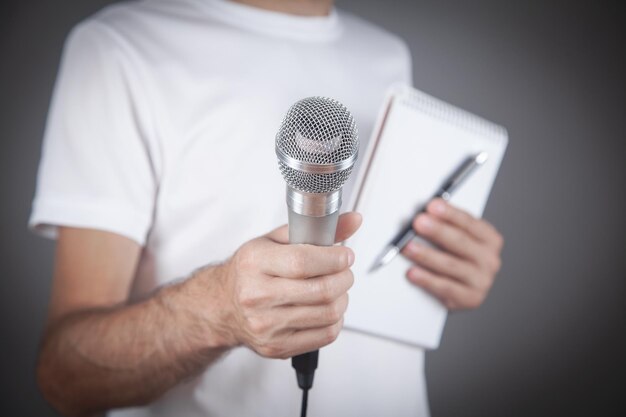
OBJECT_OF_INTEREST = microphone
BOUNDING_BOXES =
[275,97,359,416]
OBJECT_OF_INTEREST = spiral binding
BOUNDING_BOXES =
[395,85,507,142]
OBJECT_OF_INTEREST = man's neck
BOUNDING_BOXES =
[230,0,334,17]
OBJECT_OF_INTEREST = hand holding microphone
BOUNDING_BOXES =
[214,212,361,359]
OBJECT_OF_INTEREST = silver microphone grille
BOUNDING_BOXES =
[275,97,359,193]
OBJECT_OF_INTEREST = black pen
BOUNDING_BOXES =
[369,151,489,273]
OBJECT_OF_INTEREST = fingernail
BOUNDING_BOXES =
[406,241,422,254]
[409,267,424,281]
[431,199,446,215]
[417,214,433,232]
[346,249,355,266]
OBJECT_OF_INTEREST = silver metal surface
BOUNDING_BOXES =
[288,210,339,246]
[287,187,341,217]
[276,97,359,194]
[276,148,358,174]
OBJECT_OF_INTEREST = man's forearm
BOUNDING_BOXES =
[37,265,233,417]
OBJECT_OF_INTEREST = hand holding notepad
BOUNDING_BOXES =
[344,84,508,349]
[369,151,490,273]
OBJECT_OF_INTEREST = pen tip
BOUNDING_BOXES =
[369,246,399,274]
[476,152,489,164]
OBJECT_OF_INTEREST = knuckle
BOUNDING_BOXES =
[324,325,340,345]
[254,334,285,358]
[457,211,472,227]
[255,344,269,357]
[461,230,475,247]
[467,222,481,239]
[237,242,255,268]
[466,292,484,309]
[443,256,462,275]
[439,285,454,300]
[339,269,355,290]
[494,232,505,251]
[238,284,270,309]
[238,287,257,308]
[257,343,281,358]
[340,293,349,312]
[275,350,291,360]
[453,232,472,251]
[473,274,492,293]
[480,254,501,275]
[289,248,308,278]
[317,279,336,304]
[490,255,502,273]
[247,316,270,336]
[325,302,343,323]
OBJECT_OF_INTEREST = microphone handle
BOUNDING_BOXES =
[288,210,339,246]
[288,209,339,391]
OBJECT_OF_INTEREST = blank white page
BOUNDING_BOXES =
[344,84,508,349]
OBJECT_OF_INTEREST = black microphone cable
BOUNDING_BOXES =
[300,388,308,417]
[292,350,318,417]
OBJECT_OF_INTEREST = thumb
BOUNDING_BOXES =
[335,211,363,243]
[266,223,289,244]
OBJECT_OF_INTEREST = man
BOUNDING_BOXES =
[30,0,503,416]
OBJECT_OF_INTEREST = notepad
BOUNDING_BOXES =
[343,84,508,349]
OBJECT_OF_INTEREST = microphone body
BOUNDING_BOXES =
[275,97,359,397]
[287,189,340,246]
[288,190,338,392]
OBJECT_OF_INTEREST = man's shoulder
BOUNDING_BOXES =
[85,0,186,30]
[64,0,196,66]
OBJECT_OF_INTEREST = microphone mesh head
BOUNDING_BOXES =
[276,97,359,193]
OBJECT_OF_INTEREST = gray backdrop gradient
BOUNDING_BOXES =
[1,0,624,416]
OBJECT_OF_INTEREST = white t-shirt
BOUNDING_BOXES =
[30,1,430,416]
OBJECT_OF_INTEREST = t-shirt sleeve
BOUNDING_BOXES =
[28,21,159,246]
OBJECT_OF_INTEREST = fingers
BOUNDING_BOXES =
[284,319,344,357]
[268,270,354,306]
[260,319,344,359]
[412,213,481,260]
[257,211,360,279]
[238,289,348,359]
[279,294,349,329]
[427,199,503,251]
[266,223,290,245]
[402,241,481,288]
[240,311,345,359]
[403,199,504,311]
[245,239,354,279]
[406,266,485,310]
[253,319,343,359]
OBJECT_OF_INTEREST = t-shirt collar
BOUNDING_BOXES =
[190,0,343,42]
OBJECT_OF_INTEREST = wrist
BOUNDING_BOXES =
[163,263,239,352]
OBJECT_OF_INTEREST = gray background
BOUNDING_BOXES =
[1,0,624,416]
